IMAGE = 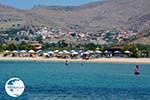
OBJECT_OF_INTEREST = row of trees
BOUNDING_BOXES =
[42,40,101,50]
[0,43,36,52]
[0,42,149,51]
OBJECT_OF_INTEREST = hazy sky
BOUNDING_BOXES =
[0,0,102,9]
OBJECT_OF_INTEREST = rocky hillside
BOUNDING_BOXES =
[30,0,150,32]
[0,0,150,31]
[0,0,150,45]
[128,28,150,45]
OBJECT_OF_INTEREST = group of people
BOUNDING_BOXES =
[65,60,140,75]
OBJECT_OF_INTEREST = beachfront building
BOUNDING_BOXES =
[30,41,42,50]
[103,46,125,58]
[140,51,150,58]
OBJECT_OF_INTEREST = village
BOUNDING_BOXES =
[0,25,139,45]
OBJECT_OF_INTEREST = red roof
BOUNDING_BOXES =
[111,46,123,49]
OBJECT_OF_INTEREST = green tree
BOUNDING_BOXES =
[0,43,3,52]
[18,43,30,50]
[57,40,68,48]
[42,43,50,50]
[123,44,138,58]
[6,43,17,51]
[84,43,97,50]
[36,35,43,43]
[135,44,150,51]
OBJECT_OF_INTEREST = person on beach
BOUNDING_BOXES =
[134,65,140,75]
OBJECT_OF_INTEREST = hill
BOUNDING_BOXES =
[0,0,150,44]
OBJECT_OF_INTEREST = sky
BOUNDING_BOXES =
[0,0,102,9]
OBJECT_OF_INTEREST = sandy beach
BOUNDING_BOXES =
[0,56,150,64]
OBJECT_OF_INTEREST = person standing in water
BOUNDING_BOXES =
[134,65,140,75]
[65,60,69,65]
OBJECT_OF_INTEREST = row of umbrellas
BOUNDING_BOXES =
[4,50,35,53]
[4,50,131,54]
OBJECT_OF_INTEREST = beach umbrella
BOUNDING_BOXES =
[43,53,49,56]
[54,50,59,53]
[124,51,131,54]
[36,50,42,53]
[79,50,84,53]
[28,50,35,53]
[104,50,112,54]
[95,50,102,54]
[83,51,89,55]
[58,51,63,54]
[66,51,71,54]
[48,51,54,54]
[88,50,94,54]
[70,50,76,53]
[12,50,18,53]
[72,52,79,55]
[63,50,67,52]
[63,50,70,54]
[104,50,108,53]
[114,51,121,54]
[20,50,27,53]
[4,50,10,53]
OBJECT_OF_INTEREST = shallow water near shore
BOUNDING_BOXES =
[0,61,150,100]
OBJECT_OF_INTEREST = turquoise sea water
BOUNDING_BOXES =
[0,61,150,100]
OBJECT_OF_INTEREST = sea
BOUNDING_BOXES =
[0,61,150,100]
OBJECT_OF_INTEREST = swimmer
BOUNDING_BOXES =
[65,60,69,65]
[134,65,140,75]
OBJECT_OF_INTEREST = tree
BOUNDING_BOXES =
[123,44,139,57]
[6,43,17,51]
[57,40,68,48]
[42,43,50,50]
[36,35,43,43]
[18,43,29,50]
[135,44,150,51]
[84,43,97,50]
[0,43,3,52]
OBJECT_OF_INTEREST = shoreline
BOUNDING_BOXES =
[0,57,150,64]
